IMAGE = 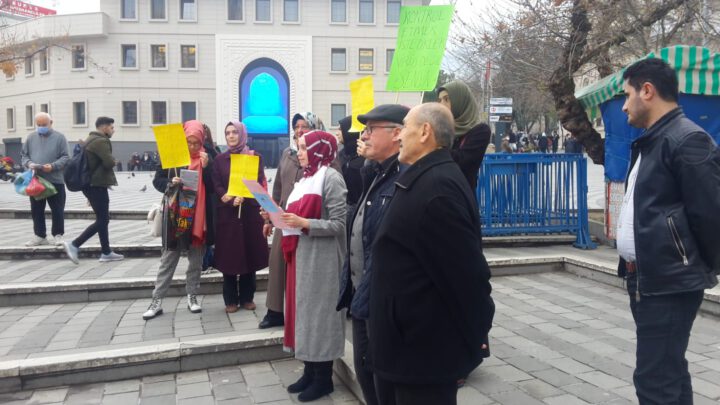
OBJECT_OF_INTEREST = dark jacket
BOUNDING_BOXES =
[450,123,492,191]
[368,149,494,384]
[85,131,117,187]
[337,153,403,319]
[617,108,720,295]
[339,151,365,207]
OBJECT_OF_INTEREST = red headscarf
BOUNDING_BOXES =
[183,120,207,246]
[302,130,337,177]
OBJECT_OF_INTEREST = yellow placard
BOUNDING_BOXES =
[350,76,375,132]
[153,124,191,169]
[228,154,260,198]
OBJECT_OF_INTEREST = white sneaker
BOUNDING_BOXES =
[25,236,49,247]
[187,294,202,313]
[143,298,163,320]
[99,251,124,262]
[53,235,64,246]
[63,241,80,264]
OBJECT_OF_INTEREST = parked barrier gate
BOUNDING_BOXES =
[476,153,596,249]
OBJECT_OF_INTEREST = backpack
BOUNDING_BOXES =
[64,138,98,192]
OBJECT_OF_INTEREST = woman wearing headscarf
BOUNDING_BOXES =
[212,121,268,313]
[271,130,347,402]
[144,120,213,320]
[437,80,492,191]
[259,112,324,329]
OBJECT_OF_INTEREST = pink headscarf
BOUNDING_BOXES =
[225,120,252,154]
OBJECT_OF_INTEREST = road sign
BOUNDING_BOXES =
[490,115,513,123]
[490,115,500,122]
[490,97,513,105]
[489,106,513,114]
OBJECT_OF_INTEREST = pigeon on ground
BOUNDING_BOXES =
[140,185,147,192]
[132,172,135,177]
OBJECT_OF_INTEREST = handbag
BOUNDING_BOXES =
[32,176,58,200]
[25,174,47,197]
[14,170,33,196]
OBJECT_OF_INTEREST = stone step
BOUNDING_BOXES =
[0,292,289,393]
[0,209,148,221]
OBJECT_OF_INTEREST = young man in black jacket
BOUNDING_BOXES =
[617,58,720,404]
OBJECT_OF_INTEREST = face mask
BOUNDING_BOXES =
[37,126,50,135]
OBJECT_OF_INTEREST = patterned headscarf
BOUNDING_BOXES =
[437,80,480,137]
[302,130,337,178]
[225,120,252,154]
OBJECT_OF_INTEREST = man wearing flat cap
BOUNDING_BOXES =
[337,104,409,405]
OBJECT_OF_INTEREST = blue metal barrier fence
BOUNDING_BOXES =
[477,153,596,249]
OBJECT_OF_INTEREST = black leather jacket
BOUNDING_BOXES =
[617,108,720,295]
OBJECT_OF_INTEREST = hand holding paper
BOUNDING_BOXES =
[242,179,294,230]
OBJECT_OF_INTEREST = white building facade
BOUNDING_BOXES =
[1,0,429,165]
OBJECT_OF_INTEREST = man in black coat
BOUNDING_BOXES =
[368,103,495,405]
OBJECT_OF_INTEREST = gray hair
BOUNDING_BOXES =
[34,112,52,122]
[415,103,454,147]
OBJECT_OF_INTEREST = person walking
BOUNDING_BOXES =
[275,130,346,402]
[617,57,720,405]
[369,103,495,405]
[336,104,409,405]
[63,117,124,263]
[212,121,268,313]
[142,120,213,320]
[21,112,69,246]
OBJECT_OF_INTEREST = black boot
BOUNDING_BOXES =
[259,309,284,329]
[298,361,334,402]
[287,361,314,393]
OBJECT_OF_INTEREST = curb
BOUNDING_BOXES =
[0,209,148,221]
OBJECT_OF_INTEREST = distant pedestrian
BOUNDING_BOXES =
[63,117,124,264]
[369,103,494,405]
[617,57,720,405]
[551,132,559,153]
[538,132,548,153]
[21,112,69,247]
[143,120,213,320]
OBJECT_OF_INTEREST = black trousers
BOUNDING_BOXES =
[222,273,256,306]
[73,186,111,254]
[374,377,457,405]
[352,317,380,405]
[628,276,704,405]
[30,183,66,238]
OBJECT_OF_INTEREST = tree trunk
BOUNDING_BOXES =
[548,0,605,165]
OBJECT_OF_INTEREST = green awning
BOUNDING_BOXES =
[575,45,720,119]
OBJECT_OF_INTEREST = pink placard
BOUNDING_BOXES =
[242,179,293,230]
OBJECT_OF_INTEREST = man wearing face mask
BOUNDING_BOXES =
[63,117,124,264]
[21,112,70,247]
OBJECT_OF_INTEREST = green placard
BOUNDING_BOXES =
[386,5,454,92]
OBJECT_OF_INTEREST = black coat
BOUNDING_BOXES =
[368,148,495,384]
[450,123,492,191]
[617,108,720,294]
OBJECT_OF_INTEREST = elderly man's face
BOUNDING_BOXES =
[398,108,426,165]
[35,115,51,128]
[360,120,401,162]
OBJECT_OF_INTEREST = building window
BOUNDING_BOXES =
[25,105,34,128]
[150,0,167,20]
[255,0,271,21]
[227,0,243,20]
[40,103,49,114]
[73,102,87,126]
[151,101,168,125]
[122,101,139,125]
[121,0,137,19]
[6,108,15,131]
[39,49,49,73]
[181,101,197,122]
[180,0,197,21]
[330,0,346,23]
[359,0,374,23]
[359,48,374,72]
[387,0,401,24]
[283,0,298,22]
[151,45,167,69]
[180,45,196,69]
[24,56,33,76]
[71,44,86,70]
[331,104,346,127]
[121,44,137,69]
[331,48,346,72]
[386,48,394,72]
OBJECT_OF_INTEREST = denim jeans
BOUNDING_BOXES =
[627,276,704,404]
[73,186,110,254]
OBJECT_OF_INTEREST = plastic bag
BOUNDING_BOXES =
[32,176,58,200]
[25,175,46,197]
[13,170,33,196]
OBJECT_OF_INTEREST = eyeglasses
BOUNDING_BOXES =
[362,125,402,135]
